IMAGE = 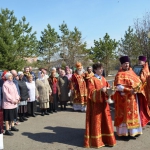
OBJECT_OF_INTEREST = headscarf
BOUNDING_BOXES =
[38,71,45,80]
[5,72,12,80]
[18,71,24,76]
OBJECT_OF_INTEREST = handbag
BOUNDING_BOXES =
[49,95,53,103]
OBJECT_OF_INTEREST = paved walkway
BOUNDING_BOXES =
[3,106,150,150]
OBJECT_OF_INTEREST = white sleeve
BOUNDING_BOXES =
[117,85,124,91]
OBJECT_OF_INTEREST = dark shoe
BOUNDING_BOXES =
[32,114,36,117]
[22,117,28,121]
[53,110,57,113]
[64,106,67,110]
[19,117,24,122]
[45,112,49,115]
[50,111,53,114]
[5,130,14,136]
[41,112,45,116]
[45,110,49,115]
[11,126,19,131]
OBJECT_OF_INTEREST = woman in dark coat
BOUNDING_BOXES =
[48,71,58,113]
[57,70,69,110]
[18,71,29,122]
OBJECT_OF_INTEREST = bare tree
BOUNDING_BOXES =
[134,12,150,64]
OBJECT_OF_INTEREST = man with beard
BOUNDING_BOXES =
[70,62,87,112]
[113,56,149,138]
[85,66,94,82]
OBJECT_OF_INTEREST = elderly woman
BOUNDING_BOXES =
[2,72,20,135]
[36,71,52,116]
[58,70,69,110]
[26,75,37,117]
[18,71,29,122]
[48,71,58,113]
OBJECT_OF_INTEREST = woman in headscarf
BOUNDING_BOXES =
[26,75,38,117]
[18,71,29,122]
[36,71,52,116]
[57,70,69,110]
[2,72,20,135]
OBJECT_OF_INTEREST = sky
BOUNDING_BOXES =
[1,0,150,48]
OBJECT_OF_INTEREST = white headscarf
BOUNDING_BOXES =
[18,71,23,76]
[5,72,12,79]
[38,71,45,80]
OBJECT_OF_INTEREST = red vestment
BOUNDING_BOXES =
[70,72,87,105]
[138,62,150,126]
[113,67,150,128]
[84,76,116,148]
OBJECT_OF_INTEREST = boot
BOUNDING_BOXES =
[44,109,49,115]
[41,110,45,116]
[50,103,53,114]
[32,113,36,117]
[61,105,63,111]
[64,104,67,110]
[19,114,24,122]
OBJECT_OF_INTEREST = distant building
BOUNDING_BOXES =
[24,57,38,63]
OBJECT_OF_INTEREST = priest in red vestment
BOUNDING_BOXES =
[137,56,150,126]
[70,62,87,112]
[113,56,149,138]
[84,63,116,148]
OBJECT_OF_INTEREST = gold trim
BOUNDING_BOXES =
[116,125,140,129]
[85,133,114,138]
[80,94,87,96]
[127,125,140,129]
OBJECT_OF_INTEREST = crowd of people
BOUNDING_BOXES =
[0,55,150,149]
[0,63,90,137]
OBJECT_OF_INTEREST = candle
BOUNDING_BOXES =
[112,82,114,89]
